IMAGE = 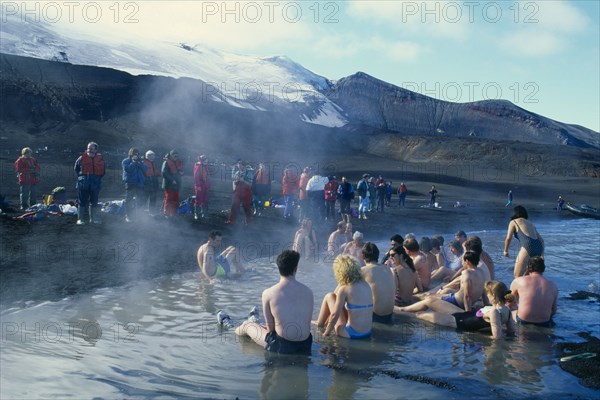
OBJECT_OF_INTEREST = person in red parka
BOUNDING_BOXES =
[324,176,339,221]
[14,147,41,210]
[282,166,299,219]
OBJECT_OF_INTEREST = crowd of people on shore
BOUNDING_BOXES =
[205,203,557,355]
[8,143,435,226]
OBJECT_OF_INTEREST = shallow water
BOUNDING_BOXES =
[1,218,599,399]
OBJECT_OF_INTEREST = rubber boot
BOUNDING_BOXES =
[194,205,199,220]
[90,206,102,224]
[200,206,206,219]
[76,206,85,225]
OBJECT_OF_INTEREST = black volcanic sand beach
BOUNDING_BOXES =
[1,150,600,389]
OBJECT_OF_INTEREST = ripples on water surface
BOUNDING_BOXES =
[1,219,599,398]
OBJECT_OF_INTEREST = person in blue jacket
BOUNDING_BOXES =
[122,148,148,222]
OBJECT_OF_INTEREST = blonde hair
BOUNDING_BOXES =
[485,280,514,305]
[21,147,32,155]
[333,255,362,286]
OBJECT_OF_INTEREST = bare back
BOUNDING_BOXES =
[197,243,216,280]
[362,263,395,316]
[263,278,314,341]
[394,264,419,305]
[510,273,557,323]
[412,252,432,289]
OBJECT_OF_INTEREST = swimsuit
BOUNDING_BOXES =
[345,324,371,339]
[372,313,393,325]
[515,222,544,257]
[345,303,373,310]
[264,331,312,355]
[516,315,555,327]
[213,255,231,278]
[453,311,490,332]
[442,293,461,308]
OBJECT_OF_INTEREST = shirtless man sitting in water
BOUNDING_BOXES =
[197,230,244,283]
[361,242,396,324]
[510,256,557,327]
[397,251,486,313]
[236,250,314,354]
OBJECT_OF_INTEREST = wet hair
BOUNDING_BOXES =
[511,205,529,220]
[527,256,546,273]
[21,147,32,155]
[404,233,416,240]
[208,230,222,240]
[391,245,415,272]
[277,250,300,277]
[403,238,420,252]
[455,230,467,240]
[430,237,441,250]
[337,221,346,229]
[463,250,480,266]
[128,148,139,157]
[390,234,404,244]
[333,255,362,286]
[464,236,483,255]
[485,281,513,305]
[432,235,445,245]
[449,240,463,252]
[361,242,380,263]
[419,237,432,252]
[300,218,312,230]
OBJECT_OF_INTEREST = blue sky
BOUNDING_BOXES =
[6,0,599,131]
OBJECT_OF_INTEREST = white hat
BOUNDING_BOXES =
[145,150,155,158]
[353,231,363,240]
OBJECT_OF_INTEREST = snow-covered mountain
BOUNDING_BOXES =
[0,14,348,128]
[1,14,597,150]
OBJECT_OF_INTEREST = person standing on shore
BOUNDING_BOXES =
[193,154,211,220]
[227,159,254,225]
[281,166,299,219]
[252,162,270,217]
[337,177,354,223]
[74,142,105,225]
[298,167,312,222]
[14,147,41,210]
[356,174,370,220]
[398,182,407,207]
[142,150,161,216]
[556,196,565,211]
[122,148,147,222]
[506,190,513,207]
[429,185,438,207]
[504,205,544,278]
[324,176,339,221]
[161,150,184,217]
[510,257,557,327]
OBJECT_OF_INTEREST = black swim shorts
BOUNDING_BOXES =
[264,331,312,355]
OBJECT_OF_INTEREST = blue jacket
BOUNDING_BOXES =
[122,157,148,185]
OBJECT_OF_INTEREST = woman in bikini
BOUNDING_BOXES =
[503,205,545,277]
[314,255,373,339]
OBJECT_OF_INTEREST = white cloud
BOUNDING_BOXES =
[346,0,471,40]
[500,30,566,57]
[534,0,589,33]
[312,33,422,62]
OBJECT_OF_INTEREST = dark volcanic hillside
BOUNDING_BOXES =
[327,72,598,148]
[1,53,599,179]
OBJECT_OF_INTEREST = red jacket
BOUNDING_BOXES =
[282,171,299,195]
[14,156,40,185]
[144,159,161,177]
[324,181,339,201]
[80,152,105,176]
